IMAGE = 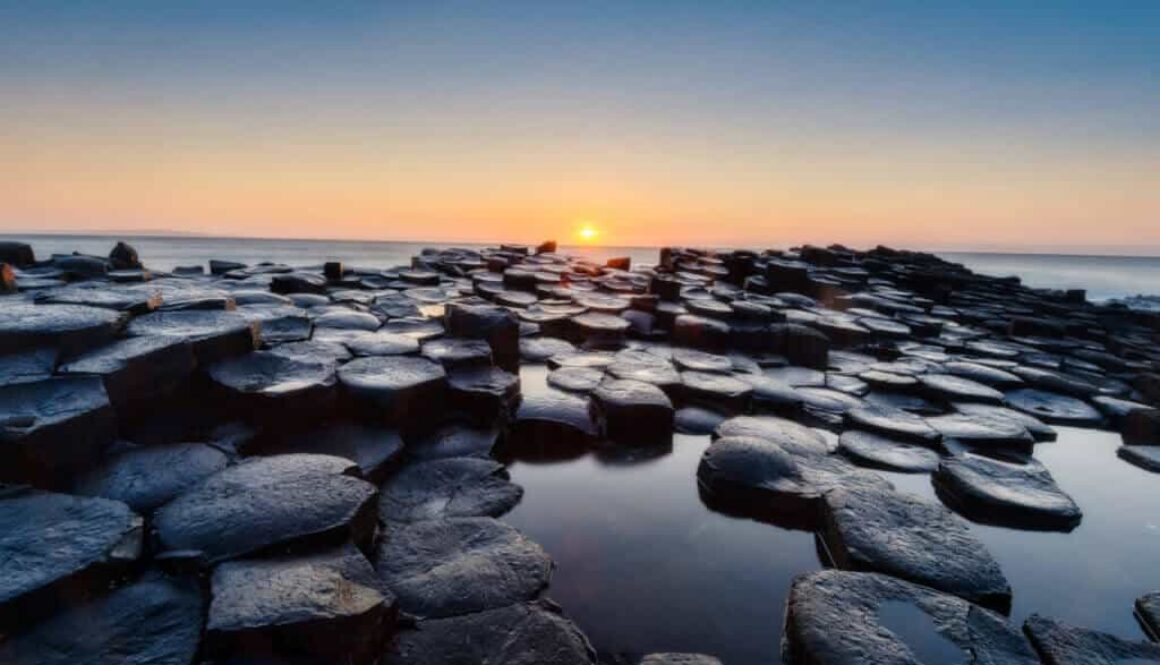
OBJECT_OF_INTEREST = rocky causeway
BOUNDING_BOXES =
[0,237,1158,663]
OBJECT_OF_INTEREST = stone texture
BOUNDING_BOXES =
[73,441,230,513]
[379,457,523,522]
[934,454,1082,531]
[1023,613,1160,664]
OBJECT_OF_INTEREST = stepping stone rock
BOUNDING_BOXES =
[207,545,394,665]
[508,389,598,454]
[548,351,616,370]
[0,571,204,665]
[926,413,1035,456]
[447,365,521,423]
[345,330,421,357]
[571,312,630,348]
[208,351,337,420]
[1023,613,1160,664]
[953,402,1058,442]
[919,373,1005,404]
[0,240,34,267]
[845,404,941,446]
[58,335,196,413]
[0,487,143,627]
[735,373,804,414]
[548,366,605,393]
[313,309,381,331]
[421,337,493,368]
[0,303,125,355]
[1005,388,1103,427]
[252,421,405,482]
[0,347,57,386]
[674,406,727,434]
[379,457,522,522]
[520,336,576,362]
[819,485,1011,611]
[672,348,733,373]
[783,570,1038,665]
[934,454,1082,531]
[73,442,230,513]
[407,423,500,460]
[1118,446,1160,473]
[838,430,941,473]
[37,283,161,313]
[944,361,1025,388]
[714,415,835,456]
[386,601,595,665]
[1137,591,1160,642]
[591,379,674,446]
[1122,407,1160,445]
[127,310,260,364]
[154,454,377,564]
[445,302,520,367]
[0,376,117,487]
[338,356,447,424]
[680,371,753,413]
[376,517,550,619]
[640,655,722,665]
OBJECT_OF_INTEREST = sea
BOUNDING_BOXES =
[4,233,1159,305]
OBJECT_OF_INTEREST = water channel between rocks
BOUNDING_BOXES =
[503,364,1160,664]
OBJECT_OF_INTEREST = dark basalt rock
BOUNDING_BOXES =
[548,366,605,393]
[407,422,500,460]
[680,371,753,413]
[0,487,143,628]
[1119,446,1160,473]
[107,241,142,270]
[674,406,727,434]
[672,348,733,373]
[773,323,830,369]
[1122,407,1160,445]
[571,312,630,348]
[520,336,576,363]
[313,309,381,331]
[639,655,722,665]
[270,272,328,295]
[548,350,616,370]
[1023,613,1160,664]
[944,361,1025,388]
[0,376,118,487]
[127,310,260,364]
[926,413,1035,456]
[838,429,941,473]
[0,302,125,356]
[379,457,522,522]
[0,571,204,665]
[0,240,35,267]
[591,379,674,446]
[36,283,161,313]
[54,254,110,278]
[207,545,394,665]
[844,404,941,446]
[376,517,551,619]
[1005,388,1104,427]
[953,402,1058,442]
[239,305,311,344]
[508,389,598,455]
[268,338,351,364]
[672,314,731,351]
[154,454,377,564]
[608,359,682,395]
[445,301,520,366]
[73,442,230,513]
[858,369,919,391]
[338,356,447,424]
[714,415,835,456]
[919,373,1005,404]
[0,347,57,386]
[447,365,521,423]
[208,351,337,420]
[935,454,1081,530]
[421,337,493,368]
[210,259,247,275]
[344,330,421,357]
[1137,591,1160,641]
[783,570,1038,665]
[819,485,1011,611]
[385,601,595,665]
[252,421,405,482]
[58,335,196,413]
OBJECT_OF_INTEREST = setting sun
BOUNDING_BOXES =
[577,223,599,243]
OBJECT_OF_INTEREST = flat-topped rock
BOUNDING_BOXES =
[376,517,550,618]
[1023,613,1160,663]
[127,310,259,364]
[820,485,1011,611]
[0,571,204,665]
[919,373,1006,404]
[783,570,1038,665]
[207,544,394,665]
[0,302,125,355]
[640,654,722,665]
[675,406,727,434]
[1005,388,1104,427]
[338,356,447,424]
[935,454,1081,530]
[953,402,1058,442]
[313,309,382,331]
[520,336,576,362]
[1118,445,1160,473]
[407,422,500,460]
[154,454,377,564]
[926,412,1035,456]
[444,301,520,365]
[344,330,421,357]
[421,337,493,368]
[379,457,522,523]
[1137,591,1160,642]
[58,335,196,412]
[548,366,605,393]
[680,370,753,412]
[73,441,230,513]
[208,350,337,419]
[838,429,941,473]
[0,488,142,627]
[0,347,57,386]
[591,379,674,446]
[672,348,733,373]
[508,389,598,454]
[0,376,117,487]
[447,365,521,423]
[386,601,595,665]
[844,404,941,445]
[36,283,161,313]
[714,415,835,456]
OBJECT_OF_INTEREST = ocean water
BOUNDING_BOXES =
[4,234,1158,302]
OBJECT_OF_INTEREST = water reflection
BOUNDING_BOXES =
[877,601,968,664]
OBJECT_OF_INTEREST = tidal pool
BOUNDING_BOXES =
[503,366,1160,663]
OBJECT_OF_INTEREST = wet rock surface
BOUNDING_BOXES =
[838,429,941,472]
[1138,591,1160,641]
[1023,613,1160,663]
[379,457,523,522]
[935,454,1082,530]
[73,441,230,513]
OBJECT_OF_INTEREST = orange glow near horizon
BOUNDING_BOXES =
[577,223,599,243]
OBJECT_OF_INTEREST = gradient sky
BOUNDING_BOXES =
[4,1,1160,251]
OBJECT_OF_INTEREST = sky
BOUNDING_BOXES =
[3,1,1160,253]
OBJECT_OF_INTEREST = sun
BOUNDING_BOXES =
[577,223,599,243]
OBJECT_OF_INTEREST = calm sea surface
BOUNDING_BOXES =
[4,232,1160,662]
[4,234,1159,301]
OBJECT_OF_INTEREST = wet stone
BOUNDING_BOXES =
[252,421,405,482]
[0,347,57,386]
[313,309,381,331]
[36,283,161,313]
[0,376,118,487]
[447,365,521,423]
[944,361,1025,388]
[672,348,733,373]
[379,457,522,523]
[548,350,616,370]
[520,336,576,363]
[1137,592,1160,642]
[508,389,598,453]
[127,310,260,364]
[927,413,1035,456]
[838,429,941,473]
[0,302,126,356]
[672,314,731,351]
[1004,388,1104,427]
[385,601,595,665]
[919,373,1006,404]
[571,312,630,348]
[270,272,328,295]
[345,330,421,357]
[154,454,377,564]
[674,406,727,434]
[734,372,804,414]
[445,301,520,362]
[548,366,605,393]
[680,371,753,413]
[0,571,204,665]
[1122,407,1160,445]
[844,404,941,446]
[421,337,493,368]
[858,369,919,391]
[338,356,447,424]
[714,415,835,456]
[591,379,674,446]
[783,570,1038,665]
[207,544,393,665]
[0,487,143,627]
[934,454,1081,531]
[376,517,551,619]
[239,305,311,344]
[208,351,337,420]
[407,423,500,460]
[58,335,196,413]
[1118,446,1160,473]
[1023,614,1160,663]
[639,655,722,665]
[268,338,351,364]
[73,442,230,513]
[820,484,1011,611]
[608,359,682,394]
[952,402,1058,442]
[863,390,944,415]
